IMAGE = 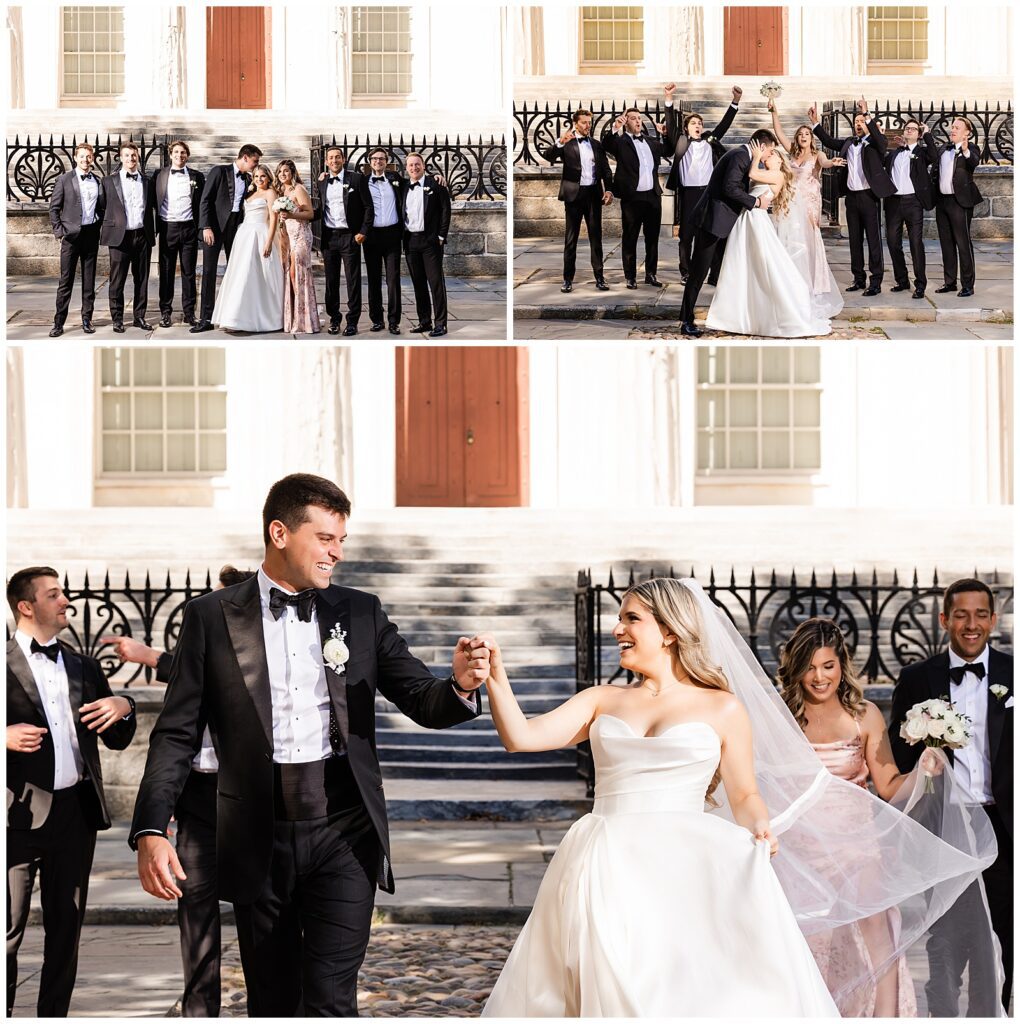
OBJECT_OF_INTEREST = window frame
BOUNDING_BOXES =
[59,5,127,107]
[350,5,413,103]
[866,5,930,73]
[577,6,645,75]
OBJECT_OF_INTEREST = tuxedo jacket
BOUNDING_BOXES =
[400,175,452,246]
[891,646,1013,838]
[540,138,614,203]
[198,163,251,236]
[690,145,757,239]
[315,168,374,239]
[99,171,157,248]
[7,638,136,832]
[812,118,896,199]
[130,576,480,903]
[665,103,739,192]
[932,143,983,208]
[48,170,106,240]
[151,166,205,231]
[883,133,939,210]
[602,131,664,201]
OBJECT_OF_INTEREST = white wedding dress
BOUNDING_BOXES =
[706,184,832,338]
[482,714,839,1018]
[212,198,285,332]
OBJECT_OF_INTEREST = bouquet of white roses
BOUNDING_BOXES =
[760,80,783,101]
[272,196,297,213]
[899,698,971,792]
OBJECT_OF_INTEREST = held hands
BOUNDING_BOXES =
[79,696,132,733]
[137,834,187,901]
[354,233,366,245]
[453,636,491,693]
[602,190,614,206]
[767,98,776,113]
[7,723,47,753]
[752,820,779,857]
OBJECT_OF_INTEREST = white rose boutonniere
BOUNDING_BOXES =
[391,179,400,188]
[990,684,1009,700]
[424,186,432,194]
[323,623,349,675]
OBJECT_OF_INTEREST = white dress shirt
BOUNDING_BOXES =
[162,167,194,222]
[948,645,994,804]
[368,175,399,227]
[665,100,737,187]
[846,135,870,192]
[628,134,655,192]
[939,147,961,195]
[559,137,596,186]
[14,630,85,790]
[890,145,917,195]
[120,169,145,230]
[324,174,349,229]
[78,173,100,225]
[405,180,426,231]
[231,166,246,212]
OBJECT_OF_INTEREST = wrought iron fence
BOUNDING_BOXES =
[6,134,172,203]
[575,566,1013,793]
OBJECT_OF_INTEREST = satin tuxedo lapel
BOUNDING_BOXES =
[6,639,45,720]
[987,647,1010,767]
[156,168,168,212]
[110,171,126,213]
[58,641,85,726]
[70,172,84,217]
[222,576,273,751]
[316,588,351,742]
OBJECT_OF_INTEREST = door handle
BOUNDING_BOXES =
[466,429,475,446]
[241,72,246,81]
[757,39,763,48]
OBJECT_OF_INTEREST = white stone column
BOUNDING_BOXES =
[527,345,559,507]
[798,6,864,77]
[185,4,206,110]
[334,6,352,111]
[6,348,28,507]
[21,4,59,110]
[515,5,545,77]
[944,5,1011,75]
[664,7,704,78]
[542,6,579,77]
[7,6,25,110]
[702,5,725,76]
[123,7,157,110]
[350,346,396,509]
[150,7,186,110]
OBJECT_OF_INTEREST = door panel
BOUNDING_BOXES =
[206,7,269,109]
[724,7,786,75]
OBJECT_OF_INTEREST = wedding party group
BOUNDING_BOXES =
[6,474,1012,1018]
[544,83,984,338]
[46,139,453,339]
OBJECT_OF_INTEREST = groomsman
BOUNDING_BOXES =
[363,148,406,334]
[316,146,372,336]
[191,143,262,333]
[152,141,204,327]
[541,109,614,293]
[48,142,104,337]
[810,98,895,296]
[933,116,982,297]
[883,119,938,299]
[7,567,137,1017]
[401,152,452,336]
[663,82,741,283]
[604,109,664,288]
[891,578,1013,1016]
[100,142,156,332]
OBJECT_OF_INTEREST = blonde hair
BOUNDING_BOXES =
[623,578,731,803]
[252,165,275,192]
[769,152,795,219]
[789,123,819,163]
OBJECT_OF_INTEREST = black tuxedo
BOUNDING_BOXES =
[541,136,614,282]
[883,134,939,292]
[196,163,251,321]
[100,170,157,323]
[679,145,757,325]
[665,102,739,280]
[892,646,1013,1013]
[402,174,452,329]
[316,169,373,328]
[7,638,136,1017]
[933,143,982,290]
[48,170,106,327]
[604,131,664,281]
[152,166,205,321]
[130,576,479,1014]
[363,171,406,327]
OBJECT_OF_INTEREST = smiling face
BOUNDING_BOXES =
[266,506,347,591]
[941,590,995,661]
[120,147,139,172]
[795,125,813,149]
[325,149,344,175]
[798,646,842,706]
[17,574,70,641]
[74,147,94,173]
[237,153,260,175]
[277,163,292,185]
[170,143,189,169]
[253,167,272,191]
[406,154,425,181]
[369,151,389,176]
[612,594,674,676]
[902,122,921,145]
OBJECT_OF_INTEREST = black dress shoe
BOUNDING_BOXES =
[645,276,661,286]
[417,322,433,333]
[132,319,152,330]
[49,325,64,338]
[912,288,925,299]
[327,319,341,335]
[560,280,573,293]
[680,274,689,286]
[626,279,637,289]
[706,276,719,288]
[159,313,173,328]
[679,321,702,337]
[862,286,881,297]
[958,287,974,297]
[342,325,358,337]
[112,320,126,333]
[935,284,957,294]
[845,282,864,292]
[370,322,385,332]
[81,318,95,334]
[890,284,910,293]
[594,277,610,292]
[429,326,448,338]
[184,314,197,326]
[189,320,214,333]
[388,324,400,335]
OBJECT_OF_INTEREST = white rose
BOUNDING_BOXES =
[902,716,930,742]
[943,722,967,746]
[925,718,947,739]
[927,699,950,717]
[323,638,350,667]
[905,705,925,721]
[991,684,1008,699]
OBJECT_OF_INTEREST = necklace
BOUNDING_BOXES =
[643,679,684,698]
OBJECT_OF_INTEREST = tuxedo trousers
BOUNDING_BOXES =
[321,226,362,326]
[404,232,447,327]
[562,185,604,281]
[984,802,1012,1011]
[885,194,927,291]
[53,223,100,326]
[158,220,199,319]
[844,188,884,287]
[108,228,152,323]
[6,783,97,1017]
[680,225,723,324]
[364,224,403,327]
[935,192,976,289]
[198,211,241,322]
[620,193,661,280]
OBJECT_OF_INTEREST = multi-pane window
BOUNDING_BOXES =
[696,347,822,473]
[867,7,929,63]
[581,7,644,63]
[99,349,227,475]
[352,7,412,96]
[62,6,125,97]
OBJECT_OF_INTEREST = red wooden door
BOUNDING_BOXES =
[206,7,270,109]
[395,348,529,507]
[724,7,787,75]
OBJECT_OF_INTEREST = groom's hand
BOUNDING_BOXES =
[137,834,187,901]
[453,636,490,692]
[203,228,215,246]
[602,191,614,206]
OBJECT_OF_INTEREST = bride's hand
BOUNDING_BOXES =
[468,632,503,676]
[748,141,764,165]
[752,821,778,857]
[262,244,272,259]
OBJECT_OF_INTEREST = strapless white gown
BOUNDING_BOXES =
[482,716,839,1018]
[212,198,284,332]
[707,184,832,338]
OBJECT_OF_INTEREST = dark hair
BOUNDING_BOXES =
[902,118,921,130]
[683,112,705,131]
[368,147,389,161]
[623,106,640,117]
[218,565,255,589]
[119,142,139,155]
[262,474,352,545]
[749,128,778,146]
[952,116,974,138]
[7,566,59,619]
[943,578,994,617]
[571,108,592,125]
[238,144,263,160]
[170,140,191,157]
[274,159,301,192]
[325,146,345,160]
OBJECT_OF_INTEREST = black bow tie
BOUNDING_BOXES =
[950,662,986,685]
[268,587,317,623]
[328,176,343,185]
[171,168,187,174]
[851,137,864,147]
[371,176,387,182]
[576,137,591,144]
[126,172,139,180]
[30,639,60,663]
[409,182,422,189]
[80,173,94,180]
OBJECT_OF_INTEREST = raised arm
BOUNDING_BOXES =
[768,99,791,152]
[716,697,777,854]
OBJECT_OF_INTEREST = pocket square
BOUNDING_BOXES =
[1006,696,1014,709]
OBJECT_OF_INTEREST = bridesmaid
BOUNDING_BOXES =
[275,159,321,334]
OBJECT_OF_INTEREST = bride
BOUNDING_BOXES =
[706,142,831,338]
[212,164,285,332]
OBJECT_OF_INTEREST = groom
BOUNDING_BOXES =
[678,129,777,337]
[130,474,488,1016]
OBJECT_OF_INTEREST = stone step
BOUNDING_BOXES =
[375,724,549,746]
[378,743,571,764]
[381,779,590,821]
[381,760,576,780]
